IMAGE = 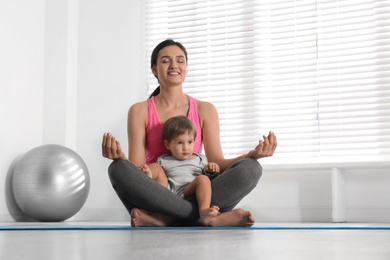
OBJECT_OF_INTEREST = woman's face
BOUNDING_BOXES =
[152,45,188,87]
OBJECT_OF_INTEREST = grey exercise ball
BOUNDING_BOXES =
[12,144,90,222]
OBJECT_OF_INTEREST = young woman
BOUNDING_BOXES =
[102,39,277,227]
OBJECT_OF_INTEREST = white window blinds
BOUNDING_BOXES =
[144,0,390,164]
[315,0,390,163]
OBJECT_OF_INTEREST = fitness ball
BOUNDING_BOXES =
[12,144,90,222]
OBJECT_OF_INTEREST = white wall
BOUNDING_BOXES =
[0,0,143,222]
[75,0,144,221]
[1,0,45,221]
[1,0,389,223]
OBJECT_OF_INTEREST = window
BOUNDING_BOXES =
[144,0,390,164]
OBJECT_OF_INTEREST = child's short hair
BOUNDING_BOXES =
[163,116,197,142]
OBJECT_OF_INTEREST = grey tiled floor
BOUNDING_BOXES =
[1,222,390,260]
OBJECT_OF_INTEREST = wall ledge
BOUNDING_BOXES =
[260,158,390,171]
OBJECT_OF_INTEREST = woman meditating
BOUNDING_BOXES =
[102,39,277,227]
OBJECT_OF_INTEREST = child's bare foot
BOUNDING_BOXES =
[130,208,175,227]
[198,205,220,226]
[138,164,152,178]
[207,208,255,227]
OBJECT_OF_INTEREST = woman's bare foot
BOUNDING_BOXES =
[207,208,255,227]
[131,208,175,227]
[198,205,220,226]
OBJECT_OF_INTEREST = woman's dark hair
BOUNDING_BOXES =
[149,39,188,99]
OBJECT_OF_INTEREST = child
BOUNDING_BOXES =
[139,116,221,226]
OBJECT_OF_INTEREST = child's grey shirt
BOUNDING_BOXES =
[157,153,208,198]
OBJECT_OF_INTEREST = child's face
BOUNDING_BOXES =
[164,132,195,160]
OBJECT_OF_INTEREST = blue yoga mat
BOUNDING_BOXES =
[1,224,390,231]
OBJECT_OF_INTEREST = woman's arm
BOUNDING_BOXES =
[127,101,148,166]
[198,100,277,172]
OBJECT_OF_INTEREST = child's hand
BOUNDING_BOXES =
[205,162,220,173]
[138,164,152,178]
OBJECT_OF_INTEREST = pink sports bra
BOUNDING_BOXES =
[145,95,203,164]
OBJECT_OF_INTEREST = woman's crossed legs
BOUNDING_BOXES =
[108,158,262,227]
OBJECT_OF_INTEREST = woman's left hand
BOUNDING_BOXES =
[248,131,277,159]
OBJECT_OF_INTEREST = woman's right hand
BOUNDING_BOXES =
[102,133,127,160]
[247,131,277,159]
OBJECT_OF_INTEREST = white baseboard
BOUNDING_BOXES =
[245,207,390,223]
[347,208,390,223]
[72,208,130,222]
[249,207,333,222]
[0,208,130,223]
[2,207,390,223]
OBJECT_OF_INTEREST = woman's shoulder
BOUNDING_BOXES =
[129,100,148,114]
[194,98,218,122]
[194,98,217,112]
[128,100,149,124]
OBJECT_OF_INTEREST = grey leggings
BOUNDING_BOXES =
[108,158,262,225]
